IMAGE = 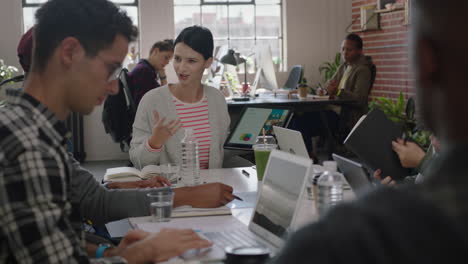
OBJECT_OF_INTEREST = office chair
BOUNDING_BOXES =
[329,56,377,158]
[283,65,303,89]
[367,55,377,94]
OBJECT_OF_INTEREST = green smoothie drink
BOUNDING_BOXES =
[253,142,277,181]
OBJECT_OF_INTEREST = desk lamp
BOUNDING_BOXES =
[221,49,249,97]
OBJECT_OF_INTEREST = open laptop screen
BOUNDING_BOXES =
[332,153,373,196]
[251,150,309,243]
[224,107,293,150]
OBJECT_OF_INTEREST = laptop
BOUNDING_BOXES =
[273,126,309,158]
[130,149,312,260]
[332,153,374,196]
[224,107,294,150]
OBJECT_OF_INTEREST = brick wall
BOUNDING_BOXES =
[351,0,412,100]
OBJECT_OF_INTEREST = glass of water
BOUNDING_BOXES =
[147,190,174,222]
[161,163,180,185]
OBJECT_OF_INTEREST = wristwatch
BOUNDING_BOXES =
[96,243,112,258]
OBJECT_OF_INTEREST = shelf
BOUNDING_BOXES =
[374,6,404,13]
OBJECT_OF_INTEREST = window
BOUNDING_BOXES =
[174,0,284,72]
[21,0,139,32]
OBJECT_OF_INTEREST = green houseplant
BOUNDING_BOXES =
[0,59,19,107]
[369,91,431,149]
[319,52,341,83]
[0,59,18,84]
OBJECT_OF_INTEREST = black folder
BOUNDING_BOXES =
[344,108,411,181]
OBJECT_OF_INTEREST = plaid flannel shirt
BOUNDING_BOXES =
[0,90,126,263]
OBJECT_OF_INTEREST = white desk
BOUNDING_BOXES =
[107,166,354,235]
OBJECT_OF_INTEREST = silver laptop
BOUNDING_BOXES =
[273,126,309,158]
[133,150,312,260]
[202,149,311,260]
[332,153,373,196]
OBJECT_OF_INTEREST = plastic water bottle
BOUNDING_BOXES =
[180,128,201,186]
[317,161,344,216]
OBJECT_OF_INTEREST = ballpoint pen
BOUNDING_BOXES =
[233,195,244,201]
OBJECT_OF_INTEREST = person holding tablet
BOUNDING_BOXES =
[374,135,440,185]
[130,25,238,173]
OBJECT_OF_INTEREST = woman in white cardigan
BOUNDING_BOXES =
[129,26,230,171]
[106,26,238,207]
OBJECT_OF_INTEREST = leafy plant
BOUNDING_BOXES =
[0,59,19,107]
[0,59,18,85]
[370,91,431,149]
[319,52,341,83]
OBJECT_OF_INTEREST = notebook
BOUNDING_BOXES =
[130,149,312,261]
[344,108,411,181]
[273,126,309,159]
[332,153,374,196]
[224,107,293,150]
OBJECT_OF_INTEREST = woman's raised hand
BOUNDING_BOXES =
[148,111,182,149]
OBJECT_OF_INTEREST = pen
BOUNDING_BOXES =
[233,195,244,201]
[242,169,250,177]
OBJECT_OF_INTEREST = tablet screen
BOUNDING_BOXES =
[225,107,293,149]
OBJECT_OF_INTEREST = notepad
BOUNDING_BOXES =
[103,165,161,183]
[171,205,232,218]
[344,108,411,180]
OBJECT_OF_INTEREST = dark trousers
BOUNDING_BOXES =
[289,110,339,152]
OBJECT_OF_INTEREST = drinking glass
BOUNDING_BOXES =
[253,136,277,181]
[147,190,174,222]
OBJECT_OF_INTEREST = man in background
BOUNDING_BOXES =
[291,34,373,159]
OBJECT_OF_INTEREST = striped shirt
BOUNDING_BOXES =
[173,95,212,169]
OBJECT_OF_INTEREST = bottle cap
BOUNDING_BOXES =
[322,161,337,172]
[185,128,194,135]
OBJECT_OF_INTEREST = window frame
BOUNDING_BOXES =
[22,0,139,7]
[174,0,284,72]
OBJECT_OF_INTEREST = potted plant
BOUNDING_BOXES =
[369,91,431,149]
[319,52,341,83]
[0,59,19,106]
[298,77,308,100]
[0,59,18,85]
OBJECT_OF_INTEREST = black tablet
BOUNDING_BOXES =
[224,107,293,150]
[332,153,374,196]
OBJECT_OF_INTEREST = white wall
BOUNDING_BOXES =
[0,0,23,69]
[284,0,352,86]
[0,0,351,161]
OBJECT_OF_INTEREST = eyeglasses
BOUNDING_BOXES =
[107,66,122,82]
[97,55,123,83]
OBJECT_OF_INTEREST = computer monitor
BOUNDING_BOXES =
[224,107,293,150]
[252,44,278,96]
[205,45,229,89]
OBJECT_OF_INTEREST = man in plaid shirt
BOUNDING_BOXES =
[0,0,211,262]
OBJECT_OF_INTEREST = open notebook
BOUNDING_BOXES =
[103,165,160,183]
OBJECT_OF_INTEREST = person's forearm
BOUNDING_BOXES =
[173,187,192,207]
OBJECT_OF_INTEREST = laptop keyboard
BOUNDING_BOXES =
[203,228,267,249]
